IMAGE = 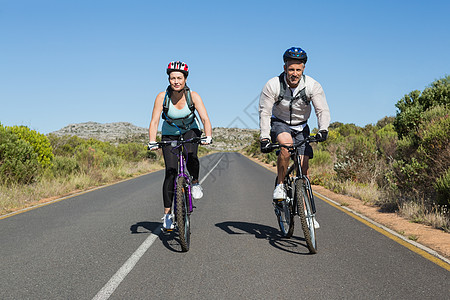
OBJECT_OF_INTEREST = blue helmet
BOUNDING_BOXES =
[283,47,307,63]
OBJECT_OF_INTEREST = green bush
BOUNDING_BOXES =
[75,144,105,171]
[375,123,398,158]
[117,143,148,162]
[8,125,54,168]
[394,75,450,139]
[264,151,278,165]
[334,135,378,183]
[310,150,331,167]
[392,105,450,202]
[0,126,40,184]
[48,134,86,157]
[50,156,79,177]
[435,168,450,207]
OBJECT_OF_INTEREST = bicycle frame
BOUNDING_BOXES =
[159,136,201,214]
[275,138,317,214]
[271,136,320,252]
[173,142,193,213]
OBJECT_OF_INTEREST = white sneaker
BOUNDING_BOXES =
[273,184,286,199]
[313,217,320,229]
[191,183,203,199]
[162,213,174,230]
[305,210,320,229]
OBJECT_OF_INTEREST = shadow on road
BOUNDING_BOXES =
[129,221,160,234]
[215,221,312,255]
[158,230,187,253]
[130,221,186,253]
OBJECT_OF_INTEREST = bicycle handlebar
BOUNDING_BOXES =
[156,137,205,148]
[268,136,321,151]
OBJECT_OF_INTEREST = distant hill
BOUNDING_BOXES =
[50,122,148,143]
[50,122,258,151]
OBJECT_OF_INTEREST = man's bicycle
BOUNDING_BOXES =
[156,136,205,252]
[268,136,321,254]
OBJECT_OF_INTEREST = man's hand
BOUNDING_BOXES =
[147,141,159,151]
[315,130,328,142]
[260,138,272,153]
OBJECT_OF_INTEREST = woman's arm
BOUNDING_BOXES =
[148,92,165,142]
[191,91,212,137]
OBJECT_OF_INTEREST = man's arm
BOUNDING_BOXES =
[259,78,278,140]
[310,81,330,132]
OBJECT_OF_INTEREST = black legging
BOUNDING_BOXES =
[161,129,201,209]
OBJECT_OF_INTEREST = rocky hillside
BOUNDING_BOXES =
[210,127,258,151]
[50,122,148,143]
[50,122,258,151]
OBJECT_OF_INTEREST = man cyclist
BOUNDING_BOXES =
[148,61,212,230]
[259,47,331,228]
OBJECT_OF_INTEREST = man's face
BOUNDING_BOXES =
[169,71,186,91]
[284,61,305,88]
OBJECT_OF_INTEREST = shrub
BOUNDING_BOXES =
[394,75,450,139]
[392,105,450,203]
[0,126,40,184]
[8,125,54,168]
[435,168,450,207]
[48,134,86,157]
[50,156,79,177]
[375,123,398,158]
[117,143,148,162]
[334,134,378,183]
[75,144,106,171]
[310,149,331,167]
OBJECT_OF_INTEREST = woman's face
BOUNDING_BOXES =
[169,71,186,91]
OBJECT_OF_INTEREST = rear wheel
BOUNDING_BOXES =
[176,176,190,252]
[274,177,294,237]
[295,179,317,254]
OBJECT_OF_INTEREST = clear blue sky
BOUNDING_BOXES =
[1,0,449,134]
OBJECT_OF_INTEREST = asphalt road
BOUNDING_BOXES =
[0,152,449,299]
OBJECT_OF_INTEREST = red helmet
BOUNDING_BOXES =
[166,61,189,77]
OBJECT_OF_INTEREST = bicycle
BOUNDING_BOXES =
[155,136,205,252]
[268,136,321,254]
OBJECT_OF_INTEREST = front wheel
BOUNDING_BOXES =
[275,200,294,237]
[274,176,294,237]
[295,179,317,254]
[175,176,190,252]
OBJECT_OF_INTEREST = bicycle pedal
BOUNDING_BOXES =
[273,207,281,216]
[273,199,283,207]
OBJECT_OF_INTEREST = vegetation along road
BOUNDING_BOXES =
[0,153,449,299]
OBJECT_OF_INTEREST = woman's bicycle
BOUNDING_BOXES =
[268,136,321,254]
[156,136,205,252]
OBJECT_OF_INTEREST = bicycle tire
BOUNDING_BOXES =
[274,177,294,237]
[295,179,317,254]
[175,176,190,252]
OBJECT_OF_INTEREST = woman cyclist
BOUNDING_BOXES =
[148,61,212,230]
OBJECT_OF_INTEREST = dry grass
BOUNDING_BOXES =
[311,164,449,232]
[0,159,162,216]
[399,202,450,231]
[323,179,381,205]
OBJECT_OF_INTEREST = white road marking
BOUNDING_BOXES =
[92,154,224,299]
[92,228,161,300]
[200,155,223,185]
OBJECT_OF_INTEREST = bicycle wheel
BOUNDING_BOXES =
[175,176,190,252]
[295,179,317,254]
[273,177,294,237]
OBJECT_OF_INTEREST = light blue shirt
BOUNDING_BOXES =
[161,100,199,136]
